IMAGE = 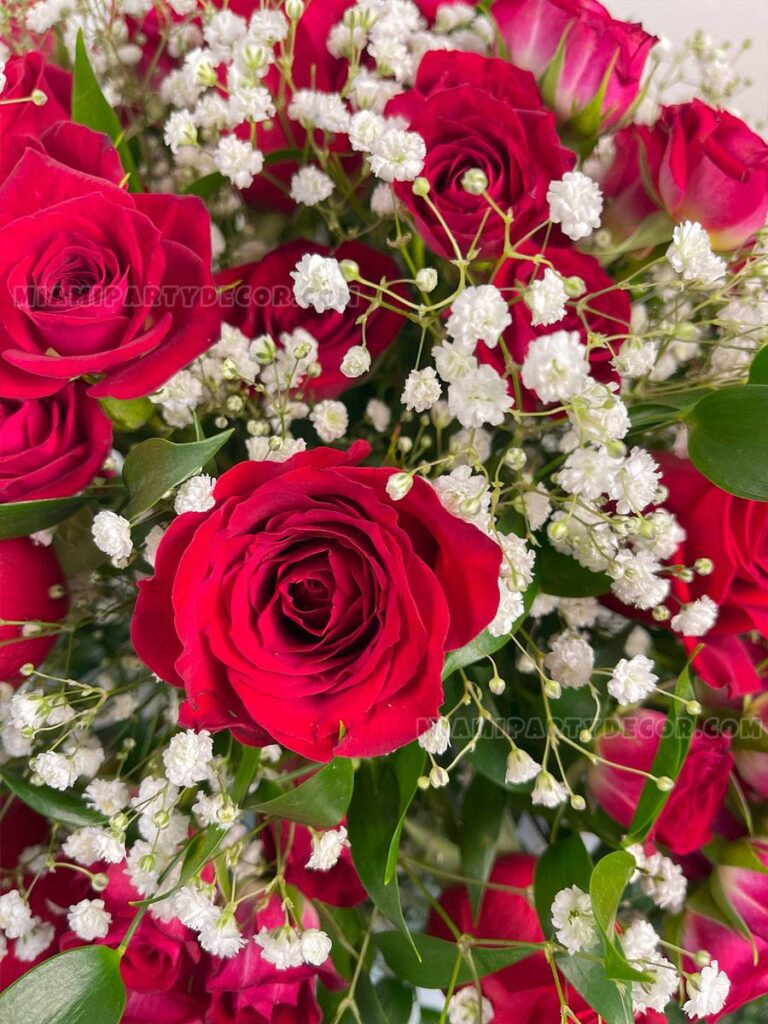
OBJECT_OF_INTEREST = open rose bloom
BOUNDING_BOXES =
[1,3,768,1024]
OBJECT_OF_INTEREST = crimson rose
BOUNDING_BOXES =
[0,538,67,682]
[588,709,732,855]
[217,240,406,398]
[601,100,768,251]
[132,442,501,761]
[389,51,575,259]
[0,384,112,502]
[0,149,220,400]
[491,0,657,135]
[1,120,126,188]
[659,454,768,696]
[0,53,71,182]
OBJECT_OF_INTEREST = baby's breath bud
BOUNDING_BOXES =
[412,177,430,197]
[31,89,48,106]
[307,361,322,378]
[110,813,129,832]
[489,675,506,696]
[285,0,304,19]
[504,448,526,470]
[652,606,670,622]
[654,485,669,503]
[429,765,450,788]
[48,584,66,600]
[544,679,562,700]
[20,663,35,677]
[91,873,109,892]
[226,395,244,413]
[563,276,586,298]
[694,949,712,967]
[139,854,155,873]
[570,794,586,811]
[386,473,413,501]
[152,809,171,830]
[694,558,714,575]
[253,334,277,364]
[461,168,488,194]
[548,520,569,543]
[678,568,695,583]
[415,268,438,292]
[398,437,413,454]
[579,729,592,743]
[339,259,360,282]
[686,700,702,715]
[417,775,430,790]
[221,358,239,381]
[656,776,674,792]
[674,323,699,342]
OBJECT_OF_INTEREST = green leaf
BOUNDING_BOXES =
[122,430,233,520]
[1,769,104,829]
[384,743,425,885]
[374,932,538,988]
[99,397,154,432]
[374,978,414,1024]
[347,761,417,956]
[0,496,87,540]
[557,952,633,1024]
[248,758,353,828]
[625,656,697,844]
[442,584,535,678]
[183,172,227,198]
[72,31,139,191]
[536,544,611,598]
[0,945,126,1024]
[460,773,507,919]
[748,347,768,386]
[134,826,227,907]
[534,835,592,938]
[685,385,768,500]
[590,851,652,984]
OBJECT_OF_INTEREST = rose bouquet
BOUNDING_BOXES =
[1,1,767,1023]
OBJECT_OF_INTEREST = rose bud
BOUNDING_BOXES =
[587,709,732,855]
[601,100,768,251]
[491,0,657,137]
[0,538,68,682]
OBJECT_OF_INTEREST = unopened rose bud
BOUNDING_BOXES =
[461,168,488,195]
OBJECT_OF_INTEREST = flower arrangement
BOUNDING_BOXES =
[0,2,767,1023]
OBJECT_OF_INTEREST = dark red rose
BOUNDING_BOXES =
[0,53,71,171]
[217,240,406,398]
[659,454,768,696]
[264,823,366,908]
[429,855,600,1023]
[681,906,768,1022]
[491,0,657,135]
[588,709,733,855]
[601,101,768,251]
[0,383,112,502]
[205,897,339,1024]
[389,51,575,259]
[0,150,220,400]
[0,538,67,682]
[132,441,502,761]
[477,241,630,394]
[1,120,126,187]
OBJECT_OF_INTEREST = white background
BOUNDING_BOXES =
[605,0,768,128]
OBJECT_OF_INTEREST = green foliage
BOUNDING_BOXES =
[0,946,126,1024]
[248,758,354,828]
[685,385,768,500]
[373,932,539,988]
[1,769,104,829]
[0,497,87,540]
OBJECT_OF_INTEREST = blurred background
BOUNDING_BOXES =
[605,0,768,128]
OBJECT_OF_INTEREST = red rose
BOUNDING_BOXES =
[0,384,112,502]
[659,454,768,695]
[491,0,657,135]
[0,538,67,682]
[205,897,339,1024]
[217,240,406,398]
[601,101,768,251]
[428,855,599,1023]
[389,51,575,259]
[132,442,502,761]
[478,241,630,394]
[681,906,768,1022]
[0,149,220,400]
[0,53,71,182]
[1,120,126,188]
[588,709,733,855]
